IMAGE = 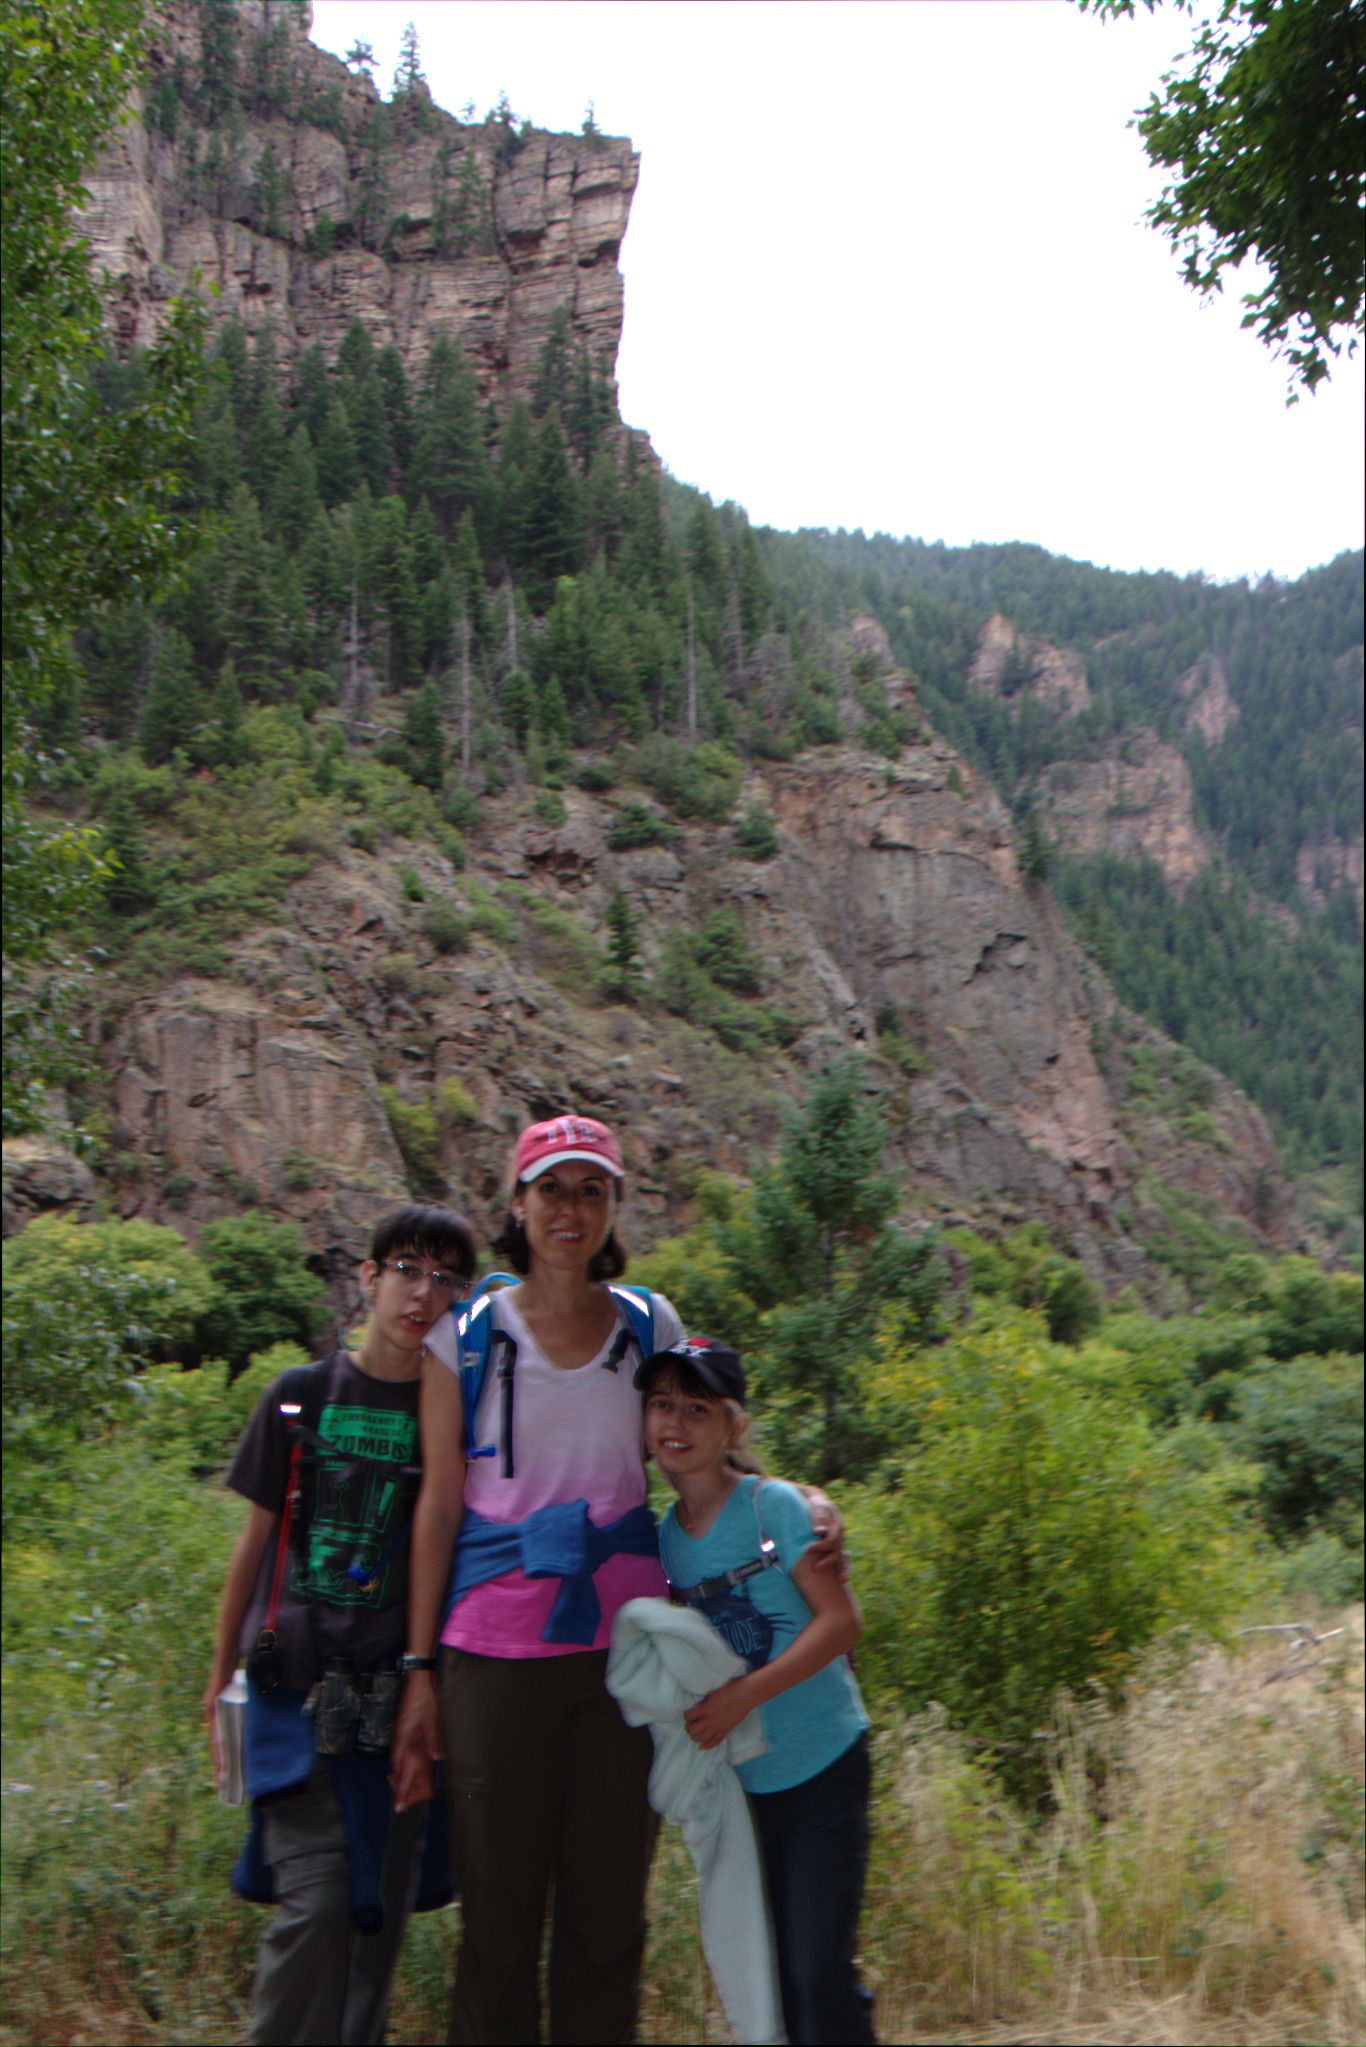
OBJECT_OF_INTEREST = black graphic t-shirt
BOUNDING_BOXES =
[227,1353,420,1686]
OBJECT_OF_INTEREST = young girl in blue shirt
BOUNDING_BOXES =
[636,1336,876,2047]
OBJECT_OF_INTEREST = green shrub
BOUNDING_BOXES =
[606,800,676,851]
[138,1344,305,1473]
[2,1216,217,1461]
[379,1084,444,1195]
[533,788,567,827]
[634,736,744,822]
[398,861,425,902]
[854,1311,1259,1781]
[441,782,479,832]
[419,898,469,954]
[695,907,764,994]
[1260,1257,1364,1360]
[575,758,614,793]
[464,880,515,946]
[436,1076,478,1123]
[734,803,779,860]
[1227,1352,1364,1543]
[280,1151,315,1192]
[375,952,423,998]
[194,1214,328,1376]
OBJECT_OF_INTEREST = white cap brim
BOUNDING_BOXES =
[520,1148,623,1182]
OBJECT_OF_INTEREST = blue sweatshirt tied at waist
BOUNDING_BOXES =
[444,1499,659,1645]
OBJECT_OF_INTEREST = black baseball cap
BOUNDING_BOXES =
[634,1336,747,1405]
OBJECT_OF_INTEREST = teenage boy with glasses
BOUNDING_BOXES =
[204,1202,475,2047]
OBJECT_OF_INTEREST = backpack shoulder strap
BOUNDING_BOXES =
[606,1283,655,1361]
[273,1356,335,1437]
[456,1274,518,1463]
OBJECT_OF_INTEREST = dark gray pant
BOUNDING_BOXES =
[250,1760,426,2047]
[439,1646,656,2045]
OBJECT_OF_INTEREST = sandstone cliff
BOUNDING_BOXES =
[3,735,1292,1308]
[77,0,638,403]
[19,2,1307,1307]
[1038,729,1214,894]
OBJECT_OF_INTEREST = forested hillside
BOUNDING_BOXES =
[3,0,1350,1254]
[743,517,1363,1188]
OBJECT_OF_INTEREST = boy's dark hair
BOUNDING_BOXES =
[369,1203,477,1279]
[490,1199,627,1282]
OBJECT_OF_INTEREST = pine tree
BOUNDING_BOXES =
[413,341,489,534]
[348,367,395,495]
[502,669,535,752]
[315,394,360,507]
[200,659,249,770]
[393,21,425,96]
[420,568,456,676]
[218,484,284,688]
[101,786,153,915]
[450,506,487,645]
[362,495,421,685]
[138,626,201,764]
[532,307,574,419]
[376,344,413,474]
[746,1059,946,1479]
[519,407,581,600]
[399,678,446,789]
[291,342,331,441]
[538,674,572,753]
[273,423,321,539]
[602,887,643,1002]
[1019,810,1052,886]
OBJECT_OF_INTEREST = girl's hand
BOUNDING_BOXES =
[684,1677,754,1751]
[801,1485,848,1577]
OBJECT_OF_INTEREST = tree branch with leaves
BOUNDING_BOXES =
[1080,0,1365,392]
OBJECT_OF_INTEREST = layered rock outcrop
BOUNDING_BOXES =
[1039,729,1213,894]
[969,614,1091,718]
[1175,656,1240,746]
[67,738,1288,1309]
[77,0,638,402]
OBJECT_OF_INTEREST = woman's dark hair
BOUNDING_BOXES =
[369,1203,477,1280]
[490,1194,627,1282]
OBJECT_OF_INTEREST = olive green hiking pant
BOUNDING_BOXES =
[439,1646,657,2045]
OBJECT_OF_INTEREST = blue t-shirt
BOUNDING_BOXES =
[658,1476,869,1795]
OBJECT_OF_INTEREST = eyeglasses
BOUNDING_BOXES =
[378,1258,468,1295]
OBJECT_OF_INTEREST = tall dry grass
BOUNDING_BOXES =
[3,1615,1360,2045]
[638,1609,1364,2047]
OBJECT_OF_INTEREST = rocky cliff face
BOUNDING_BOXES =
[1039,730,1214,894]
[6,732,1291,1308]
[969,614,1091,718]
[77,0,638,403]
[25,3,1302,1306]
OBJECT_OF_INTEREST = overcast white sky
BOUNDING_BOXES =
[311,1,1364,584]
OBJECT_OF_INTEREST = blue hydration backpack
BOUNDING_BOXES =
[452,1275,657,1480]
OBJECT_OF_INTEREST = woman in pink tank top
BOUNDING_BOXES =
[392,1114,677,2045]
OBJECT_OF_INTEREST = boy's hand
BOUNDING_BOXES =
[202,1660,235,1786]
[684,1677,754,1751]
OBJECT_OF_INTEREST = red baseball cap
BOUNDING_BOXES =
[513,1114,624,1185]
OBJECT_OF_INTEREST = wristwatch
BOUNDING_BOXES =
[397,1654,438,1674]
